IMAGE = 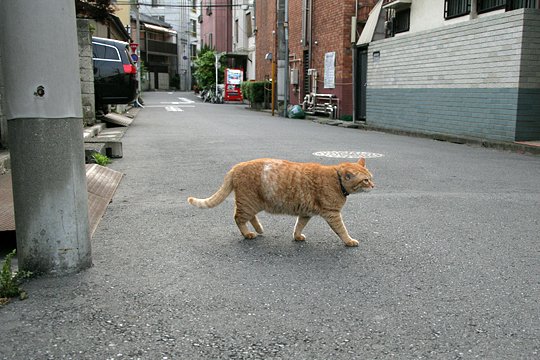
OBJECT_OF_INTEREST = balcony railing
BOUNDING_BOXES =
[382,0,412,9]
[146,40,177,56]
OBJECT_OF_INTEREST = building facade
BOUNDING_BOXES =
[200,0,233,52]
[360,0,540,142]
[256,0,377,117]
[133,0,199,91]
[231,0,256,80]
[131,12,178,91]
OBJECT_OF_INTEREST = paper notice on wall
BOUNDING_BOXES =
[324,52,336,89]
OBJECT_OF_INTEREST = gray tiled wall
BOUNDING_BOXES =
[366,9,540,142]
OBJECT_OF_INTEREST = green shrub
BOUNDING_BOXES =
[240,82,251,102]
[241,81,271,105]
[1,250,32,302]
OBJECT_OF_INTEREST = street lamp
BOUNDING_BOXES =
[215,51,226,97]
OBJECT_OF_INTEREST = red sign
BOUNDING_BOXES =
[129,43,139,53]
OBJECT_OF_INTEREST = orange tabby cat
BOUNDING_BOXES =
[187,157,374,247]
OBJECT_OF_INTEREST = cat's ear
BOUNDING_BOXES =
[358,157,366,167]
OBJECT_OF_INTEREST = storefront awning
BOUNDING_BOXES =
[143,23,177,35]
[357,0,383,46]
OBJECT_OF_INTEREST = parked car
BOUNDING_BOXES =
[92,37,138,112]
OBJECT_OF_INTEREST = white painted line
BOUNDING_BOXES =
[144,105,195,108]
[312,151,384,159]
[165,106,184,112]
[178,97,195,104]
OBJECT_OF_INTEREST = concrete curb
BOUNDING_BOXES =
[311,118,540,156]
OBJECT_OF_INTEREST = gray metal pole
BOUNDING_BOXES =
[0,0,92,274]
[284,0,289,117]
[276,0,286,116]
[136,2,142,94]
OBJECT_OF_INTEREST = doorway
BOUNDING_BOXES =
[356,47,367,121]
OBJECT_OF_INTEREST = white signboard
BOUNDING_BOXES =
[324,52,336,89]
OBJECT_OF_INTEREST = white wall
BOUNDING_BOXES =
[232,0,256,80]
[402,0,509,35]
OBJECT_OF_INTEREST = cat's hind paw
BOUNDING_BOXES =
[344,239,359,247]
[294,234,306,241]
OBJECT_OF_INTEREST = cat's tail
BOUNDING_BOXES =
[187,171,234,209]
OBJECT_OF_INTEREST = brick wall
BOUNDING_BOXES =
[288,0,303,104]
[288,0,377,116]
[255,0,376,117]
[366,9,540,142]
[288,0,357,115]
[255,0,276,81]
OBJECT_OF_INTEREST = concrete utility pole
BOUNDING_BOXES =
[0,0,92,274]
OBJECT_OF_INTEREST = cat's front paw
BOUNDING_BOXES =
[294,234,306,241]
[345,239,359,247]
[243,232,258,240]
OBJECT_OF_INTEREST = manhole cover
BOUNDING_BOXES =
[313,151,384,159]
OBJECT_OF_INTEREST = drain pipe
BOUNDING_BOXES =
[309,0,313,79]
[352,0,359,124]
[0,0,92,274]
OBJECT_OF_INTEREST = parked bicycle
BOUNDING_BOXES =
[199,85,224,104]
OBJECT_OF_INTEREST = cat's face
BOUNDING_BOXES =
[339,158,374,194]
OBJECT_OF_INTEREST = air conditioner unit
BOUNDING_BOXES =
[198,14,203,23]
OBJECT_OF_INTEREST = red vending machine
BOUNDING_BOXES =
[224,68,243,102]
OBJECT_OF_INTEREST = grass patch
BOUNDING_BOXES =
[0,250,32,305]
[92,153,111,166]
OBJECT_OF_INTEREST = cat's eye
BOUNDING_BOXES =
[345,173,352,180]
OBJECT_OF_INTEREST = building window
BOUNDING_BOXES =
[245,12,253,37]
[234,19,239,43]
[191,19,197,37]
[192,0,197,12]
[190,44,197,60]
[444,0,471,19]
[507,0,538,10]
[478,0,506,13]
[394,8,410,33]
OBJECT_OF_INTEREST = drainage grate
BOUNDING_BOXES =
[312,151,384,159]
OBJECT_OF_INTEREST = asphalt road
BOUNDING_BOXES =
[1,91,539,359]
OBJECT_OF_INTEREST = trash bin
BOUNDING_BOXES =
[288,105,305,119]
